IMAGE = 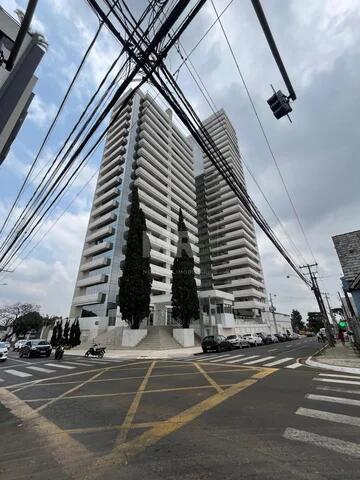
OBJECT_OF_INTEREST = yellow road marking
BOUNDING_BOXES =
[9,360,151,393]
[82,368,276,479]
[25,384,237,403]
[194,362,223,393]
[65,421,162,435]
[0,387,91,478]
[117,360,156,445]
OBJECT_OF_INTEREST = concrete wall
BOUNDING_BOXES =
[333,230,360,282]
[122,329,147,347]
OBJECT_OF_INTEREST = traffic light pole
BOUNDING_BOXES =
[300,264,336,347]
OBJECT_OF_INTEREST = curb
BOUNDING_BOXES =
[305,356,360,375]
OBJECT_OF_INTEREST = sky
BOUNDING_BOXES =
[1,0,360,320]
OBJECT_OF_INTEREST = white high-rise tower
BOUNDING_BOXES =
[70,90,200,331]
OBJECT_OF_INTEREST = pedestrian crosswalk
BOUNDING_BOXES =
[0,357,121,385]
[283,370,360,459]
[174,353,303,369]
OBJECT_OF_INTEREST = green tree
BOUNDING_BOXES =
[290,309,304,333]
[0,303,39,339]
[118,186,152,329]
[63,319,70,345]
[171,209,199,328]
[307,312,324,333]
[56,320,63,345]
[50,323,58,347]
[69,320,76,347]
[73,319,81,347]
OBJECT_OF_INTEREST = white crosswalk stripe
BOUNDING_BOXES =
[224,354,245,363]
[61,361,94,367]
[45,363,75,369]
[283,427,360,458]
[314,378,360,386]
[227,355,259,363]
[5,369,32,378]
[318,373,360,380]
[285,362,302,369]
[296,407,360,427]
[306,393,360,407]
[208,354,233,363]
[316,385,360,396]
[198,354,230,362]
[26,366,55,373]
[243,356,275,365]
[264,357,294,366]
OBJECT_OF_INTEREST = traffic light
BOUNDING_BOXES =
[267,90,292,119]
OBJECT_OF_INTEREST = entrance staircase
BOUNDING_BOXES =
[135,326,182,350]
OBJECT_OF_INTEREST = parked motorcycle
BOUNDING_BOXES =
[54,345,64,360]
[85,344,106,358]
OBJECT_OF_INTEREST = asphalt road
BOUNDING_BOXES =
[1,337,359,480]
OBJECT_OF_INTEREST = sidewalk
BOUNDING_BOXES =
[66,346,202,360]
[306,341,360,374]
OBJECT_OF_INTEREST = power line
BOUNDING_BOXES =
[210,0,316,265]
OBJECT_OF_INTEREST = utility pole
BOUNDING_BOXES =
[269,293,279,334]
[300,263,335,347]
[324,292,338,336]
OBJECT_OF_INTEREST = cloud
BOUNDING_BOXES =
[28,95,57,128]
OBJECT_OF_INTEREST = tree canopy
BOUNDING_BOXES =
[307,312,324,333]
[118,186,152,329]
[290,309,304,333]
[171,209,199,328]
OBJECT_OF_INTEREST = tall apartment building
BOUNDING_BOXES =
[0,7,45,165]
[70,90,200,328]
[195,109,268,319]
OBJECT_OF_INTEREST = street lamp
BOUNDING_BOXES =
[269,293,279,334]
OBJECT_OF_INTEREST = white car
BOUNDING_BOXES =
[0,341,8,362]
[13,339,27,351]
[243,334,263,346]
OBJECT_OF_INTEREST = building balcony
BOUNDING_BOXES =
[96,176,121,196]
[233,288,267,299]
[88,212,116,230]
[72,293,105,307]
[76,274,108,288]
[152,280,171,293]
[233,300,266,311]
[86,226,114,243]
[83,241,112,258]
[93,188,120,207]
[92,199,119,218]
[80,257,110,272]
[98,165,123,186]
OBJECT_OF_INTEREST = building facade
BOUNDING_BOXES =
[70,90,200,329]
[194,109,268,320]
[0,7,45,165]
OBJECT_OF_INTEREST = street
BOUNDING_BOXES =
[1,337,359,479]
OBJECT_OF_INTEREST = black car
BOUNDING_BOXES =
[19,340,52,358]
[256,332,272,345]
[201,335,232,353]
[274,333,286,342]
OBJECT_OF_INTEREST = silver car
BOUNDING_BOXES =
[0,342,8,362]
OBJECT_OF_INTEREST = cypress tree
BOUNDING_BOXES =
[171,209,199,328]
[74,319,81,346]
[69,320,76,347]
[56,320,63,345]
[50,323,58,347]
[63,319,70,345]
[118,186,152,329]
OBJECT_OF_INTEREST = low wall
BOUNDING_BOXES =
[122,329,147,347]
[173,328,194,347]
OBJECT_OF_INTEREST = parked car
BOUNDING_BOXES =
[243,334,263,346]
[268,334,279,343]
[256,332,272,345]
[3,341,10,349]
[13,339,27,351]
[237,336,251,348]
[274,333,286,342]
[306,331,315,337]
[19,340,52,358]
[0,342,8,362]
[226,335,241,349]
[291,333,300,340]
[201,335,232,353]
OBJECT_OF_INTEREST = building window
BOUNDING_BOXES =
[216,304,224,314]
